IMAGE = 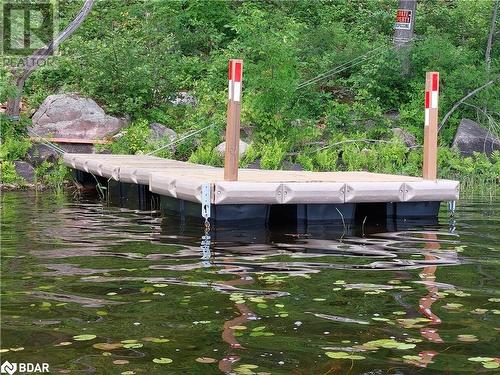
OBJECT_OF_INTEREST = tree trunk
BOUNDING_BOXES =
[393,0,417,75]
[6,0,96,118]
[485,0,499,75]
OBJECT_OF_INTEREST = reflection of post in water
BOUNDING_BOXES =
[197,224,255,372]
[218,265,257,373]
[407,233,443,368]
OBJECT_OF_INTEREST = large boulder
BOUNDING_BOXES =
[215,140,249,157]
[30,94,128,140]
[14,161,35,183]
[149,123,177,143]
[452,118,500,157]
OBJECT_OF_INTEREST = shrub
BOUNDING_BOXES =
[188,145,222,167]
[260,139,287,170]
[0,161,23,184]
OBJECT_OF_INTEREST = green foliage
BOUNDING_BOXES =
[296,152,314,171]
[188,145,222,167]
[1,0,497,189]
[0,161,23,184]
[240,144,260,168]
[314,149,338,171]
[0,116,32,161]
[34,160,70,190]
[0,68,16,103]
[105,120,151,155]
[101,120,173,158]
[0,136,31,161]
[260,139,287,170]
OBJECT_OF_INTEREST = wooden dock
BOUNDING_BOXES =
[63,153,459,223]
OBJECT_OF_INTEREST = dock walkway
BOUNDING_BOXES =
[63,153,459,205]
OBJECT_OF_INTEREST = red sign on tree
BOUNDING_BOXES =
[395,9,412,30]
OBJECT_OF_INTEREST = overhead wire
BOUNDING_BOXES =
[296,36,418,90]
[146,123,215,156]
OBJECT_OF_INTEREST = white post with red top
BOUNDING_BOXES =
[224,59,243,181]
[423,71,439,180]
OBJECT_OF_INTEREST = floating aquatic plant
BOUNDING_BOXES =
[457,334,478,342]
[325,351,365,360]
[152,357,173,364]
[73,334,97,341]
[196,357,217,363]
[93,343,123,350]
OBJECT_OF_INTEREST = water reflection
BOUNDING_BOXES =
[1,192,499,374]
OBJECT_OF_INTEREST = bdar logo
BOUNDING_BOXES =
[0,361,17,375]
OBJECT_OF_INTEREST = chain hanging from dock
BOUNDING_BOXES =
[200,183,212,266]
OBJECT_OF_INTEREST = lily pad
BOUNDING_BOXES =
[457,334,478,342]
[238,364,259,369]
[252,326,266,332]
[151,338,170,343]
[73,334,97,341]
[230,325,247,330]
[196,357,217,364]
[470,308,488,314]
[443,303,463,310]
[93,342,123,350]
[483,362,500,369]
[54,342,72,347]
[121,339,138,344]
[249,297,266,303]
[123,343,143,349]
[325,351,365,360]
[402,355,422,361]
[113,360,129,365]
[153,357,173,364]
[468,357,495,362]
[362,338,415,350]
[394,343,416,350]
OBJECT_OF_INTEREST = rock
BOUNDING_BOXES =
[392,127,417,148]
[282,161,303,171]
[384,110,400,122]
[30,94,128,140]
[14,161,35,182]
[26,144,58,166]
[452,118,500,157]
[111,131,125,141]
[26,143,95,166]
[170,91,197,106]
[215,140,249,157]
[149,123,177,142]
[247,159,261,169]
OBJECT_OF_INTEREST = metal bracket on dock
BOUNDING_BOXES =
[201,183,212,220]
[200,183,212,267]
[447,200,456,215]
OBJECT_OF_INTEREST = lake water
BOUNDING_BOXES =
[1,191,499,374]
